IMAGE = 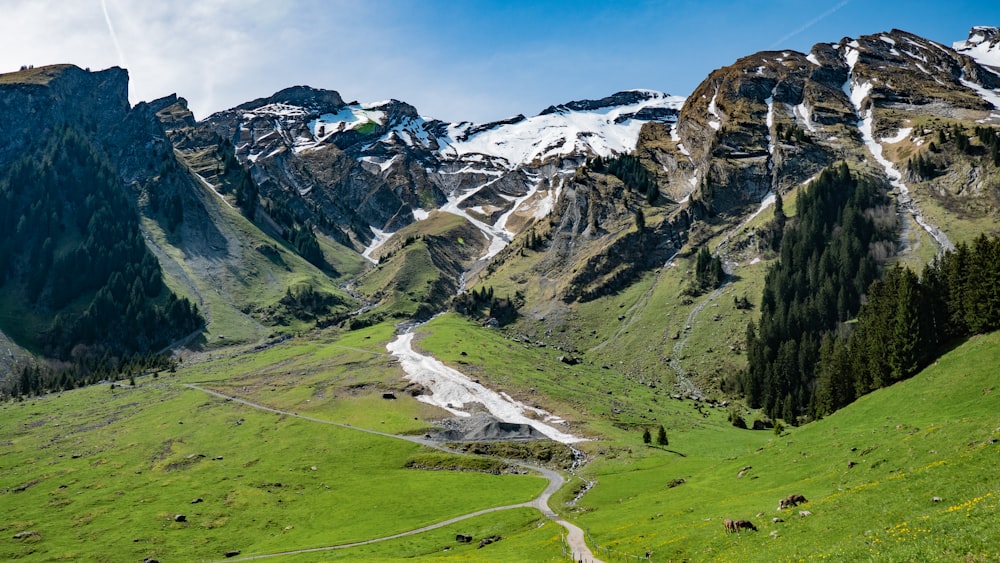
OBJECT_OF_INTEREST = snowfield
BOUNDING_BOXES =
[386,331,586,444]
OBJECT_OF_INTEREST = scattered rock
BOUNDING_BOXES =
[478,535,501,548]
[736,465,752,478]
[191,498,204,504]
[799,510,812,517]
[666,478,686,488]
[456,534,472,543]
[932,496,943,502]
[382,392,396,400]
[847,461,857,469]
[559,355,581,366]
[772,517,784,523]
[12,530,39,540]
[144,558,160,563]
[174,514,187,522]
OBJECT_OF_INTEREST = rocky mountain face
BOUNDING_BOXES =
[186,88,683,256]
[657,28,999,218]
[2,26,1000,380]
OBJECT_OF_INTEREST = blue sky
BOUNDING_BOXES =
[0,0,996,122]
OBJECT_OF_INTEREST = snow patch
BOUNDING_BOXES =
[361,227,393,264]
[806,52,820,66]
[954,31,1000,69]
[387,331,585,444]
[793,100,818,132]
[439,92,684,168]
[707,88,722,131]
[960,71,1000,110]
[881,127,912,144]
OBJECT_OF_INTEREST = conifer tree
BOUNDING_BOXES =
[656,425,668,446]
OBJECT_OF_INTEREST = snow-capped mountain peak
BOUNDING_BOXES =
[954,26,1000,70]
[437,90,685,168]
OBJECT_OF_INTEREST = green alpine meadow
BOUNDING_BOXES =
[1,16,999,562]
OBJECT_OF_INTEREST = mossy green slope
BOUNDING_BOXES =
[0,331,547,561]
[569,331,1000,561]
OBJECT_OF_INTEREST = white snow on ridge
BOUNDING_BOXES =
[438,92,685,168]
[954,29,1000,70]
[243,103,309,118]
[308,105,386,137]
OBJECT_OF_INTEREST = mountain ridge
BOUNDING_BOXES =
[1,25,999,395]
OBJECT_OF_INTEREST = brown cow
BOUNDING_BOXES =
[724,519,737,533]
[734,519,758,532]
[778,493,808,510]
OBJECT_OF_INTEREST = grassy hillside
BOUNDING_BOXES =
[571,330,1000,561]
[0,322,549,562]
[142,155,362,347]
[1,312,997,561]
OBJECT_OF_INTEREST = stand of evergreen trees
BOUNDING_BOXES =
[813,234,1000,417]
[453,285,518,326]
[743,163,895,422]
[0,128,202,394]
[693,247,725,292]
[589,154,660,203]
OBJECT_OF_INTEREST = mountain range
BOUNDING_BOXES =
[1,25,999,392]
[1,23,1000,562]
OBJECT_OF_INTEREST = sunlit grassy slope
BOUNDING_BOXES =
[2,312,996,561]
[568,331,1000,562]
[0,323,548,562]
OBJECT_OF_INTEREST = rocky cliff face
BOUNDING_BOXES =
[187,88,683,254]
[0,65,129,166]
[643,27,1000,236]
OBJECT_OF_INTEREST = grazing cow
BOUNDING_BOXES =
[734,519,758,532]
[778,493,808,510]
[724,519,736,533]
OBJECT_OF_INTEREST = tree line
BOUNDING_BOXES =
[742,163,896,422]
[0,128,202,396]
[589,154,660,204]
[813,234,1000,417]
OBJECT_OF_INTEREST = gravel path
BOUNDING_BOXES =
[184,384,602,562]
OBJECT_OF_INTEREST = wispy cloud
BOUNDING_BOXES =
[768,0,850,50]
[100,0,127,68]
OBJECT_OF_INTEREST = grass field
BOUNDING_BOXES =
[0,330,547,562]
[2,314,997,561]
[570,331,1000,561]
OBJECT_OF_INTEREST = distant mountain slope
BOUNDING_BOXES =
[2,25,999,397]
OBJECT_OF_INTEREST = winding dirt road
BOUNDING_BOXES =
[184,384,601,562]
